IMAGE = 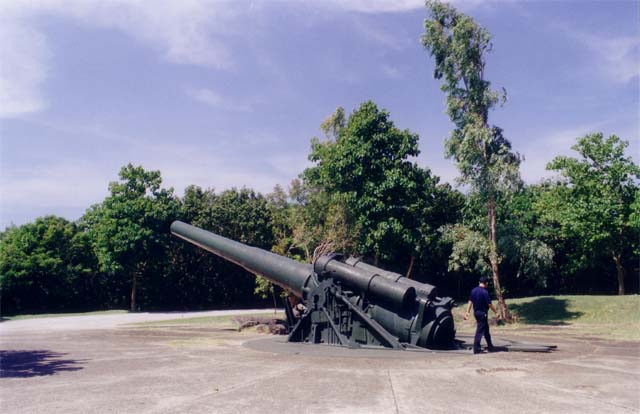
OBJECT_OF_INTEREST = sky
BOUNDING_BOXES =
[0,0,638,229]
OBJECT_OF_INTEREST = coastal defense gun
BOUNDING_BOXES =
[171,220,456,350]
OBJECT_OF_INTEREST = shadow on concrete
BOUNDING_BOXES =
[509,297,583,325]
[0,350,84,378]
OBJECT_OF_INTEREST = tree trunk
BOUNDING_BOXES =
[130,273,137,312]
[488,195,508,320]
[405,255,415,279]
[613,253,625,295]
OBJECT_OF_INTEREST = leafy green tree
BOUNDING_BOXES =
[440,223,491,277]
[0,216,97,314]
[291,108,358,262]
[320,106,346,141]
[266,184,292,256]
[289,182,357,263]
[441,186,554,298]
[254,184,300,301]
[422,1,521,318]
[180,185,218,227]
[630,190,640,248]
[83,164,178,311]
[208,188,276,304]
[304,101,442,275]
[161,185,220,309]
[538,133,639,294]
[499,187,555,291]
[170,186,276,308]
[411,182,465,290]
[206,188,274,247]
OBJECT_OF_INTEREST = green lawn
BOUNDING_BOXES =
[454,295,640,341]
[133,312,282,328]
[1,309,128,321]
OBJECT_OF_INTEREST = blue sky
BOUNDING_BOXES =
[1,0,638,229]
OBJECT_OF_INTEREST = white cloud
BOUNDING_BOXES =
[353,19,411,51]
[381,64,403,79]
[186,88,254,112]
[0,162,110,210]
[585,35,639,84]
[187,88,224,106]
[0,121,305,227]
[0,0,493,118]
[318,0,488,14]
[315,0,423,13]
[0,0,240,118]
[143,147,285,196]
[1,0,237,68]
[85,1,237,69]
[518,123,606,184]
[553,20,640,84]
[0,20,49,117]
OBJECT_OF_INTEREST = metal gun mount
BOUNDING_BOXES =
[171,220,456,350]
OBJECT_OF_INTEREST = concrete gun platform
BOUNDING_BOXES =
[1,311,638,413]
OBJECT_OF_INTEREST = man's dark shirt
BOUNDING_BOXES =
[469,286,491,314]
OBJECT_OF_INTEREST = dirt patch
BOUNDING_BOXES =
[233,315,288,335]
[476,367,529,378]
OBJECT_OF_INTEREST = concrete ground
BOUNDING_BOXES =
[1,311,638,414]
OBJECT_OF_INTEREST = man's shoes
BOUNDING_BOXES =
[487,346,499,353]
[473,349,485,354]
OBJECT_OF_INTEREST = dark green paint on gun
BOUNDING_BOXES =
[170,220,456,350]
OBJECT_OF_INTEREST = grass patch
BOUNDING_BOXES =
[453,295,640,341]
[508,295,639,325]
[1,309,128,321]
[133,312,283,328]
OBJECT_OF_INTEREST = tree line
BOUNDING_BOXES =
[1,102,637,315]
[1,1,638,316]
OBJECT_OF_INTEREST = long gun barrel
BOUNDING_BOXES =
[171,220,313,295]
[171,220,456,350]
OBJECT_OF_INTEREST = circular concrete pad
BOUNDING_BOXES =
[243,335,554,358]
[244,336,466,358]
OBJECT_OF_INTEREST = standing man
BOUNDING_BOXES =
[464,276,499,354]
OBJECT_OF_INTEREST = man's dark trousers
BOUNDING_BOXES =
[474,311,493,353]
